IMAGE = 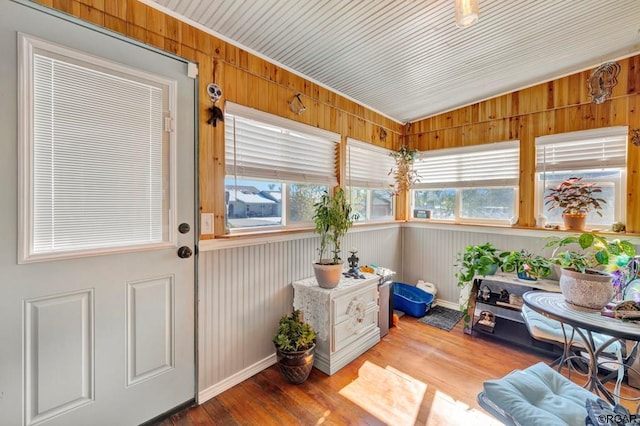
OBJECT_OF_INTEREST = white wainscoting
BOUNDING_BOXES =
[401,224,560,305]
[197,226,402,402]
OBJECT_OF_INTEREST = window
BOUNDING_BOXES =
[535,127,627,228]
[224,103,339,231]
[411,141,520,224]
[19,35,174,262]
[346,139,395,222]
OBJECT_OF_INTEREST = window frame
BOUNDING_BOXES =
[18,33,178,263]
[410,141,520,226]
[223,103,340,234]
[534,127,628,229]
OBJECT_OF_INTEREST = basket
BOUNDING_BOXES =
[392,282,434,317]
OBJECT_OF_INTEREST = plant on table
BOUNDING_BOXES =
[544,232,637,309]
[499,249,553,280]
[545,232,636,274]
[455,242,501,332]
[313,188,354,265]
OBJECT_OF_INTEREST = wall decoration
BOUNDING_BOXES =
[587,62,620,104]
[631,129,640,147]
[206,83,224,127]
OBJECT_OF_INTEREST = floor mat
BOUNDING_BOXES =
[417,305,463,331]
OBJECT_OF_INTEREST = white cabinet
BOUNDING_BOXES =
[292,274,380,375]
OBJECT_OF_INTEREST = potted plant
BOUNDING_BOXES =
[544,176,607,231]
[273,309,316,384]
[545,232,636,309]
[388,145,420,195]
[312,188,355,288]
[499,249,553,281]
[455,242,501,332]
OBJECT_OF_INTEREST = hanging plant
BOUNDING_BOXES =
[388,145,420,195]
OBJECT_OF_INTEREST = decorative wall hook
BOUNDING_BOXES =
[290,93,306,115]
[631,128,640,147]
[587,62,620,104]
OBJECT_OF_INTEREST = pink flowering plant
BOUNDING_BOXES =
[499,249,553,279]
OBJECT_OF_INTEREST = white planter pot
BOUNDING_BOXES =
[559,268,613,310]
[312,261,344,288]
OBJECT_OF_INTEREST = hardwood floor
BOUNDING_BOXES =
[155,314,640,425]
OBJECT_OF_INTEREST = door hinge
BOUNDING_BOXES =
[164,116,175,133]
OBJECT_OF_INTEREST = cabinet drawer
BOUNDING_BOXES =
[333,284,378,324]
[333,307,378,352]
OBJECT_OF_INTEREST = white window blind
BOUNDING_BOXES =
[414,141,520,189]
[346,139,395,188]
[21,35,171,259]
[225,102,339,185]
[535,126,628,172]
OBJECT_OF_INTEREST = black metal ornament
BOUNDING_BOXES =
[207,106,224,127]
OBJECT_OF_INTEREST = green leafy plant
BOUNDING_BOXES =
[388,145,420,195]
[544,176,606,216]
[545,232,636,274]
[500,249,553,279]
[313,188,355,264]
[455,243,501,330]
[273,310,316,352]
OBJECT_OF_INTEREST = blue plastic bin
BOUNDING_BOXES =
[392,282,434,317]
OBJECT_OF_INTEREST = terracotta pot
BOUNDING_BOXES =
[275,344,315,384]
[559,268,613,310]
[562,213,587,231]
[312,261,343,288]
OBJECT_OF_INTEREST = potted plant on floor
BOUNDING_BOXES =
[544,176,606,231]
[545,232,636,309]
[455,242,501,332]
[312,188,355,288]
[273,310,316,384]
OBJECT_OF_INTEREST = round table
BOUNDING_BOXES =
[523,291,640,405]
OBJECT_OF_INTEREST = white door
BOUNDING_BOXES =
[0,2,196,425]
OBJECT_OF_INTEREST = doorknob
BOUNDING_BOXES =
[177,246,192,259]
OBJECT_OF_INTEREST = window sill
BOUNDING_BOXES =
[404,220,640,242]
[198,220,403,251]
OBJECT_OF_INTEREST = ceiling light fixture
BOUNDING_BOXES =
[454,0,479,28]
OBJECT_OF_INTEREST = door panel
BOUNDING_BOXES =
[0,2,196,425]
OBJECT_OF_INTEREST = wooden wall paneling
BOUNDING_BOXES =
[508,116,521,140]
[580,70,594,104]
[533,110,555,138]
[528,84,546,115]
[79,1,104,26]
[222,63,237,104]
[52,0,80,15]
[553,76,569,109]
[580,103,597,130]
[196,54,217,237]
[627,56,640,95]
[627,95,640,233]
[126,0,146,28]
[567,72,583,106]
[104,0,125,20]
[518,116,535,227]
[104,14,126,35]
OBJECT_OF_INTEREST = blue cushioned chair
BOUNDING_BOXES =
[478,362,598,426]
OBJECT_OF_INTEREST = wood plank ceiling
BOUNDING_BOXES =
[147,0,640,123]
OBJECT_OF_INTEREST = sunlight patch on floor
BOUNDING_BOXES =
[424,390,502,425]
[339,361,427,426]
